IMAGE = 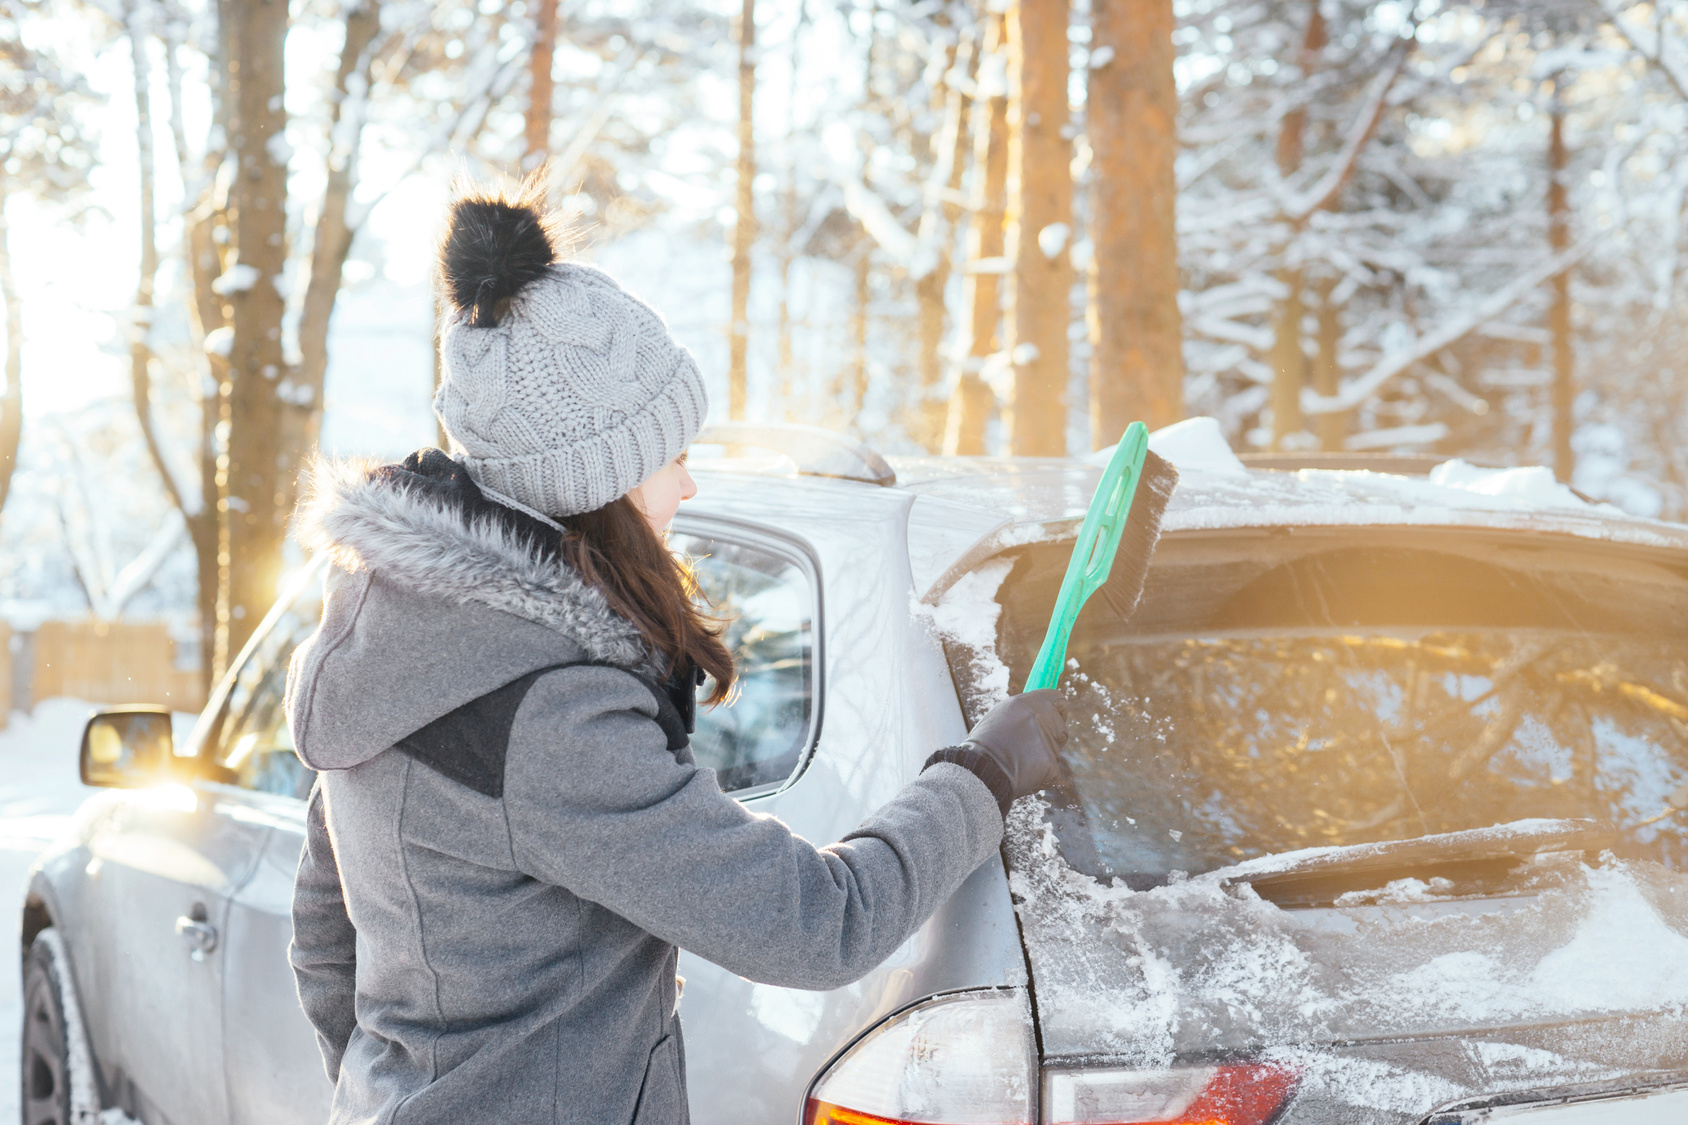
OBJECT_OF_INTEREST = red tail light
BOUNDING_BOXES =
[1042,1063,1299,1125]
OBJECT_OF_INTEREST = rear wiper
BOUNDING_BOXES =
[1213,818,1614,908]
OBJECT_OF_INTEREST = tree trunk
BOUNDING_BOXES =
[946,9,1009,456]
[0,199,21,518]
[294,0,382,463]
[1312,277,1346,451]
[729,0,755,420]
[777,4,807,423]
[128,5,183,531]
[851,245,870,430]
[173,0,232,692]
[219,0,290,671]
[913,34,974,452]
[1269,269,1305,449]
[776,197,795,421]
[1087,0,1182,445]
[1005,0,1072,456]
[1269,2,1325,451]
[523,0,559,170]
[1275,5,1324,175]
[1548,101,1574,483]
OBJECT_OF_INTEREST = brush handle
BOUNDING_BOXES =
[1024,423,1151,692]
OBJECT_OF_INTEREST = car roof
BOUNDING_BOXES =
[690,453,1688,603]
[886,455,1688,548]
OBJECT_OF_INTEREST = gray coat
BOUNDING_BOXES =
[284,454,1005,1125]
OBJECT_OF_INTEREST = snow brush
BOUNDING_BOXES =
[1024,422,1179,691]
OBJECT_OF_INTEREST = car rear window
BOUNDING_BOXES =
[963,530,1688,888]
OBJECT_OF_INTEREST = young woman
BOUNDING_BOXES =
[284,185,1068,1125]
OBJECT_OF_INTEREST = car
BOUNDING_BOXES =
[19,420,1688,1125]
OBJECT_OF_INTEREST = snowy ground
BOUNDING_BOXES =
[0,699,191,1124]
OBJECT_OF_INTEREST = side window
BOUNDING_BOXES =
[204,569,325,801]
[672,532,816,794]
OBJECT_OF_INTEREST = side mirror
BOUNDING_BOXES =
[81,708,174,788]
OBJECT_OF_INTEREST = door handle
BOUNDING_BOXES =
[175,915,218,962]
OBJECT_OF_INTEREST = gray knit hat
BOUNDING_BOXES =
[434,192,708,518]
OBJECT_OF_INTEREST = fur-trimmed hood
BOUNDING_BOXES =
[286,449,658,771]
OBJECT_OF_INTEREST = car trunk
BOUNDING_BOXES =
[943,527,1688,1121]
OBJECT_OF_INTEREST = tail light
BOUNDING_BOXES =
[1043,1063,1299,1125]
[802,988,1036,1125]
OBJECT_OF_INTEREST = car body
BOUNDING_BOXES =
[21,430,1688,1125]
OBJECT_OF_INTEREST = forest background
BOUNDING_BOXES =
[2,0,1686,690]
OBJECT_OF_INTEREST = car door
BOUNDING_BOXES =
[181,564,337,1125]
[75,578,329,1125]
[79,778,260,1125]
[662,522,830,1121]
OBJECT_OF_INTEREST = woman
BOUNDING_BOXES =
[284,184,1067,1125]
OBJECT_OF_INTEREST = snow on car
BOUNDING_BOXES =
[19,421,1688,1124]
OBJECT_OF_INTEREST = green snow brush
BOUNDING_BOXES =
[1024,422,1179,691]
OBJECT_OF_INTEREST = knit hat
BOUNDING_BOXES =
[433,190,709,518]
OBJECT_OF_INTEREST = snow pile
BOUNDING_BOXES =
[0,698,106,847]
[1003,801,1688,1115]
[1148,416,1251,478]
[210,263,260,295]
[1086,416,1251,479]
[1155,463,1688,549]
[1334,876,1454,906]
[1428,459,1591,511]
[910,557,1014,709]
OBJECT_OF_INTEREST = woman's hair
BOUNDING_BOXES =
[560,496,735,705]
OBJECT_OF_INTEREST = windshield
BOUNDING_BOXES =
[976,531,1688,888]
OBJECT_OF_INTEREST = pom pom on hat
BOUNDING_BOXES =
[438,178,565,328]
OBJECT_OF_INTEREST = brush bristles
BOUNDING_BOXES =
[1102,448,1179,624]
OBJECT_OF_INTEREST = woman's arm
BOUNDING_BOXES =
[502,665,1006,992]
[289,780,359,1082]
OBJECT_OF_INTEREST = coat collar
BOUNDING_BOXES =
[295,449,655,673]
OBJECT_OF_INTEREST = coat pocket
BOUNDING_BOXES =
[630,1027,689,1125]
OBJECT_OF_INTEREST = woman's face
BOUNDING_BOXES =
[629,452,696,533]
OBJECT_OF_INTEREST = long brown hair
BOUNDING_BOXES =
[561,495,735,705]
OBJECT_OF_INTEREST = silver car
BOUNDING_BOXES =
[21,427,1688,1124]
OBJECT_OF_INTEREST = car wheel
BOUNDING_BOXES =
[19,932,86,1125]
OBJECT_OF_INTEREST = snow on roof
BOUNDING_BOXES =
[902,460,1688,604]
[898,454,1688,554]
[1160,463,1688,550]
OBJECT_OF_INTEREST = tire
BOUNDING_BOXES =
[19,931,89,1125]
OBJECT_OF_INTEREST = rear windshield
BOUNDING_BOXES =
[962,529,1688,888]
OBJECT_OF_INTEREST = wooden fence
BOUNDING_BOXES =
[20,620,204,718]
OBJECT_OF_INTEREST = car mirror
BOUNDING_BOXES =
[80,708,175,788]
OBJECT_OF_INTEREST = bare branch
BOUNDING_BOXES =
[296,0,384,410]
[126,0,199,524]
[347,48,527,232]
[102,513,186,618]
[545,44,646,194]
[1303,235,1598,414]
[1283,44,1408,224]
[1602,0,1688,101]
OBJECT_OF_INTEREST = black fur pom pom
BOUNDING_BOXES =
[439,184,560,328]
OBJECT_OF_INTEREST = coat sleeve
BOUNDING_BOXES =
[289,779,358,1083]
[501,666,1005,992]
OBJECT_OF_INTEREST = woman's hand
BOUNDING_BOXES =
[961,690,1070,802]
